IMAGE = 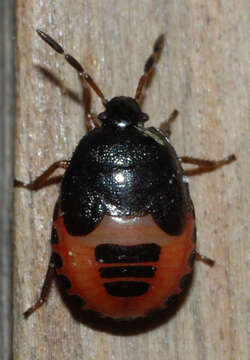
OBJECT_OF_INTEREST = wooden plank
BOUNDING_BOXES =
[0,1,15,360]
[14,1,249,359]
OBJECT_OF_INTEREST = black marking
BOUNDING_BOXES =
[179,273,192,290]
[51,227,59,245]
[192,226,197,243]
[104,281,149,297]
[51,252,63,268]
[99,265,156,278]
[68,294,86,307]
[188,250,196,268]
[58,274,72,290]
[165,293,180,307]
[95,244,160,264]
[53,201,60,221]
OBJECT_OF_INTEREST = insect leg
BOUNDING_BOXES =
[14,160,69,190]
[180,155,236,176]
[23,254,56,318]
[195,250,215,266]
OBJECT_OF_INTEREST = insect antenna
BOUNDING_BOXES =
[36,30,108,106]
[134,34,165,102]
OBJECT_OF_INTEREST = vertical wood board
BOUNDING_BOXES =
[14,1,249,359]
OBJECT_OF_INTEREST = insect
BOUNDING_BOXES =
[15,30,236,320]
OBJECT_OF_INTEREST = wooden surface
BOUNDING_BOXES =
[14,1,249,359]
[0,1,15,360]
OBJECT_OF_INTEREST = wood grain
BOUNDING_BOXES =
[14,1,250,359]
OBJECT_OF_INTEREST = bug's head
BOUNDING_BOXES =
[98,96,149,128]
[36,30,164,129]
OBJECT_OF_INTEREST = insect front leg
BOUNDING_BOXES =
[14,160,69,190]
[180,155,236,176]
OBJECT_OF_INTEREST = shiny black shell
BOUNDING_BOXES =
[60,97,193,237]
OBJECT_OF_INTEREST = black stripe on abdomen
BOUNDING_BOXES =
[99,265,156,278]
[95,243,160,263]
[104,281,149,297]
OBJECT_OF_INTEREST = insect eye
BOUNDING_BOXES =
[98,112,108,122]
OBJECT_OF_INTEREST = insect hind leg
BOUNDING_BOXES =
[23,255,56,318]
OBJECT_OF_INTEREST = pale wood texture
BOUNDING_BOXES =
[14,1,249,359]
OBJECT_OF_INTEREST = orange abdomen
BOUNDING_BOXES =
[53,212,195,319]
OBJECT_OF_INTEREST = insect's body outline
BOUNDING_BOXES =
[15,30,236,320]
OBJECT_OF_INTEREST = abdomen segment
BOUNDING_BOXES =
[53,213,195,319]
